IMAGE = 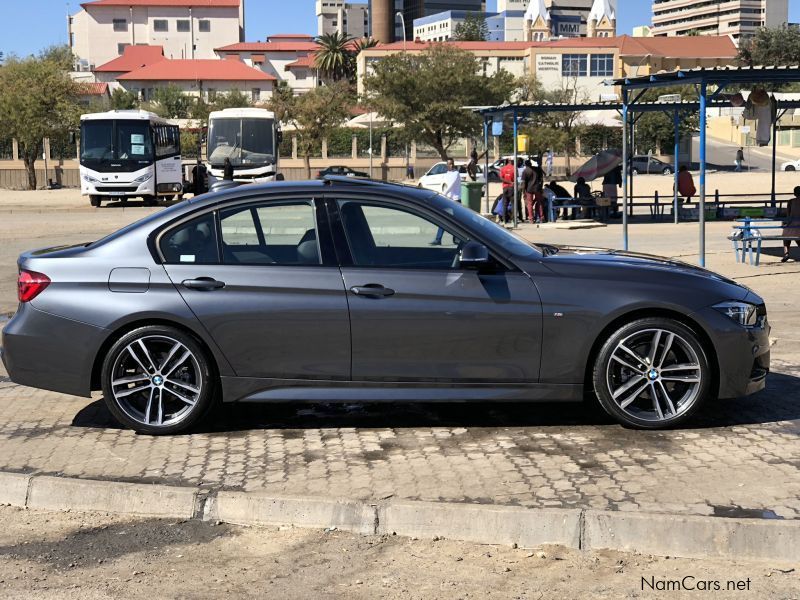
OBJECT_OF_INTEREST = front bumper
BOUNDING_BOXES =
[694,306,770,398]
[1,303,106,398]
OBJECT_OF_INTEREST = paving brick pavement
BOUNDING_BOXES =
[0,359,797,520]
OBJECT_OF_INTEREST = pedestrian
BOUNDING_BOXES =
[516,158,526,221]
[677,165,696,203]
[532,159,545,222]
[223,157,234,181]
[406,163,415,180]
[735,147,744,172]
[192,159,207,195]
[547,180,571,220]
[602,164,622,216]
[545,149,553,177]
[497,158,516,224]
[573,176,593,219]
[522,160,538,223]
[431,159,461,245]
[781,186,800,262]
[467,149,487,182]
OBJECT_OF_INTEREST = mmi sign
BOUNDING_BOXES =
[553,15,582,37]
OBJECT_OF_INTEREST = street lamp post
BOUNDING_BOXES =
[396,11,407,51]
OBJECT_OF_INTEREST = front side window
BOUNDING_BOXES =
[160,213,219,264]
[219,202,320,265]
[428,163,447,176]
[177,19,190,32]
[337,201,462,269]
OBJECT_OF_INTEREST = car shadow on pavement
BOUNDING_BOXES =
[72,373,800,434]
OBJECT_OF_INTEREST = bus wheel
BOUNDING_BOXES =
[143,195,157,206]
[89,195,102,208]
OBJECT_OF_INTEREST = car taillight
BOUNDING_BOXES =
[18,270,51,303]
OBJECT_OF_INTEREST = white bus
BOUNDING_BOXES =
[206,108,280,184]
[80,110,183,207]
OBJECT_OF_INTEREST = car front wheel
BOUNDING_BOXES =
[663,167,672,175]
[592,317,710,429]
[786,165,796,172]
[101,325,216,435]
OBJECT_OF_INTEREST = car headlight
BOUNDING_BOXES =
[82,174,99,184]
[133,173,153,184]
[713,301,759,327]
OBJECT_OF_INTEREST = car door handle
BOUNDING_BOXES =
[350,284,395,298]
[182,277,225,291]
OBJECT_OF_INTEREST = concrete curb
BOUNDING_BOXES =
[0,471,797,562]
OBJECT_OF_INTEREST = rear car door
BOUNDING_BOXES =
[329,196,542,382]
[160,197,351,380]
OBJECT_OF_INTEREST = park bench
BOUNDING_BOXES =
[730,218,800,266]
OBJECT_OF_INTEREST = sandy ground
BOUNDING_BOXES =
[0,506,796,600]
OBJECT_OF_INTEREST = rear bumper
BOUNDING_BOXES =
[694,307,770,398]
[1,303,106,398]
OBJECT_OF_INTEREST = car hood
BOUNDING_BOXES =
[538,245,750,296]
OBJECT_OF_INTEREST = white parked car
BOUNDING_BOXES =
[780,159,800,172]
[418,161,485,193]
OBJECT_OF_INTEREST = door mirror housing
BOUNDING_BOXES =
[459,241,490,268]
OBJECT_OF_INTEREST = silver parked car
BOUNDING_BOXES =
[2,178,770,434]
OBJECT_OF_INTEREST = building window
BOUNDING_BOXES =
[198,20,211,32]
[251,88,260,102]
[117,43,129,55]
[154,19,168,32]
[590,54,614,77]
[177,19,191,32]
[562,54,587,77]
[113,18,127,32]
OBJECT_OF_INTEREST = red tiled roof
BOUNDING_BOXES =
[371,36,738,59]
[217,41,319,53]
[83,0,239,7]
[79,82,110,95]
[119,59,275,81]
[94,45,165,73]
[285,54,315,69]
[268,34,314,40]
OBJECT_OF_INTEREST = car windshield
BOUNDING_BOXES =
[428,194,541,259]
[208,118,275,168]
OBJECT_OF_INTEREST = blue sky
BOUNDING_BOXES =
[1,1,799,57]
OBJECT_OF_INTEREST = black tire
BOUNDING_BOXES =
[143,195,158,206]
[786,166,796,172]
[101,325,217,435]
[663,168,672,176]
[89,195,101,207]
[631,168,639,175]
[592,317,711,429]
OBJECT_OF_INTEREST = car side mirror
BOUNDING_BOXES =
[459,241,490,268]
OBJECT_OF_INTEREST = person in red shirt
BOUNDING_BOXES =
[498,159,516,224]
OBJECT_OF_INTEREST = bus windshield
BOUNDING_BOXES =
[81,120,153,171]
[208,118,274,168]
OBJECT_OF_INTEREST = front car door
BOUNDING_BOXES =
[160,196,350,380]
[328,196,542,383]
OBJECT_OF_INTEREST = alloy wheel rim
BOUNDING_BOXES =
[606,328,702,423]
[110,335,202,428]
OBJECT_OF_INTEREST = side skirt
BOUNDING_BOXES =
[221,377,584,403]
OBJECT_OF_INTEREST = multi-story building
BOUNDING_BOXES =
[525,0,610,41]
[651,0,789,44]
[369,0,484,42]
[357,34,739,98]
[68,0,245,70]
[316,1,370,38]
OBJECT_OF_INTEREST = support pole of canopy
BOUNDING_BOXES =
[483,117,490,213]
[512,109,518,229]
[622,91,629,251]
[699,81,708,268]
[674,109,680,225]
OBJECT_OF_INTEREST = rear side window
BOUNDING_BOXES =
[160,213,219,264]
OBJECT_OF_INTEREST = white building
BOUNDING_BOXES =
[68,0,244,70]
[317,1,370,38]
[651,0,789,43]
[413,10,469,42]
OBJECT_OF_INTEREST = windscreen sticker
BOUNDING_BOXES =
[131,145,145,155]
[180,255,196,263]
[131,134,144,144]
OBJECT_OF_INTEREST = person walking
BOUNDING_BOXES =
[545,149,554,178]
[781,186,800,262]
[735,147,744,172]
[430,159,461,245]
[223,157,234,181]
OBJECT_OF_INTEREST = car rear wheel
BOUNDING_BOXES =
[101,325,216,435]
[592,317,710,429]
[662,167,672,175]
[786,165,796,172]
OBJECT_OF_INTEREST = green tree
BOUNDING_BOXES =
[110,88,139,110]
[211,89,251,110]
[268,81,354,177]
[365,44,515,160]
[633,86,699,156]
[452,12,489,42]
[39,45,75,70]
[0,54,80,189]
[314,31,354,82]
[148,85,191,118]
[739,26,800,67]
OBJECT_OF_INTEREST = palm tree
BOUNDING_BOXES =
[314,32,354,82]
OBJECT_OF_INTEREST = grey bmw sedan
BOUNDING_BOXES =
[1,178,769,434]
